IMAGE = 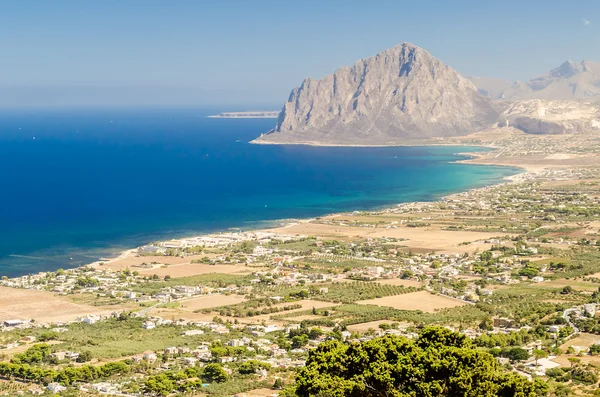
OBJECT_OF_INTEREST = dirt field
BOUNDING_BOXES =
[560,333,600,350]
[177,294,247,311]
[237,388,279,397]
[357,291,468,313]
[94,254,260,277]
[0,286,115,323]
[552,355,600,367]
[94,254,197,271]
[266,222,509,254]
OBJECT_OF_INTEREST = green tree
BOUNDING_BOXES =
[507,347,529,362]
[294,327,544,397]
[144,373,175,396]
[589,344,600,355]
[533,349,548,367]
[203,363,228,383]
[308,327,323,340]
[291,334,309,349]
[273,378,285,390]
[76,350,93,363]
[11,343,51,364]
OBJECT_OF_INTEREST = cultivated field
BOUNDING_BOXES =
[541,278,600,292]
[252,300,341,323]
[356,291,468,313]
[0,286,114,323]
[266,222,510,253]
[374,278,422,288]
[176,294,247,311]
[147,294,247,323]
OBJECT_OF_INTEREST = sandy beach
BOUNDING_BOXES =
[75,144,533,273]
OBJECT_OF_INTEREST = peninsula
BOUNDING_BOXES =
[208,111,280,119]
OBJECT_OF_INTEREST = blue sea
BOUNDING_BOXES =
[0,107,518,277]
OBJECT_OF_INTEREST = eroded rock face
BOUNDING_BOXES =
[255,43,498,145]
[499,99,600,134]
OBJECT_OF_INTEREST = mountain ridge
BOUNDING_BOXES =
[471,60,600,101]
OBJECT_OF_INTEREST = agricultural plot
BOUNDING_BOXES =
[130,273,253,294]
[0,286,116,323]
[48,317,213,359]
[316,281,418,303]
[541,278,600,292]
[179,294,247,311]
[357,291,467,313]
[279,303,488,328]
[373,278,422,288]
[476,283,584,326]
[207,298,339,320]
[560,333,600,350]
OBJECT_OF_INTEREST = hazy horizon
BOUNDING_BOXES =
[1,0,599,107]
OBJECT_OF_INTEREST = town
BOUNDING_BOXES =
[2,164,600,396]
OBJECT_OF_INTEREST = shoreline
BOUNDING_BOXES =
[81,148,528,275]
[249,138,497,148]
[4,144,530,279]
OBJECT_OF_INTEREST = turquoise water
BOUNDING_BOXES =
[0,107,519,277]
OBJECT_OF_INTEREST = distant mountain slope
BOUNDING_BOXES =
[468,76,513,99]
[471,60,600,101]
[254,43,498,145]
[499,99,600,134]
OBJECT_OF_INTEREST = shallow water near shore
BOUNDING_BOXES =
[0,107,519,277]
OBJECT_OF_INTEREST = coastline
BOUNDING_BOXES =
[79,147,529,274]
[249,137,493,148]
[208,115,279,119]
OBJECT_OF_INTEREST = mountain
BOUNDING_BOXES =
[254,43,498,145]
[471,60,600,101]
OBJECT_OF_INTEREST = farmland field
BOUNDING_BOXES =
[0,286,115,323]
[357,291,467,312]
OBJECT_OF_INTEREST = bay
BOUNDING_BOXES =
[0,107,518,277]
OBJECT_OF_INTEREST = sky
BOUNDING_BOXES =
[0,0,598,107]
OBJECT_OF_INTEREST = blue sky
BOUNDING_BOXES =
[1,0,598,107]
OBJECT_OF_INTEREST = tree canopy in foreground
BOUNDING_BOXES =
[290,326,547,397]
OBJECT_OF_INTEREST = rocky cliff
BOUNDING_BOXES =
[254,43,498,145]
[499,99,600,134]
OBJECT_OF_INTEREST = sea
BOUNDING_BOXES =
[0,107,519,278]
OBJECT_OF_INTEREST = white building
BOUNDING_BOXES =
[142,321,156,330]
